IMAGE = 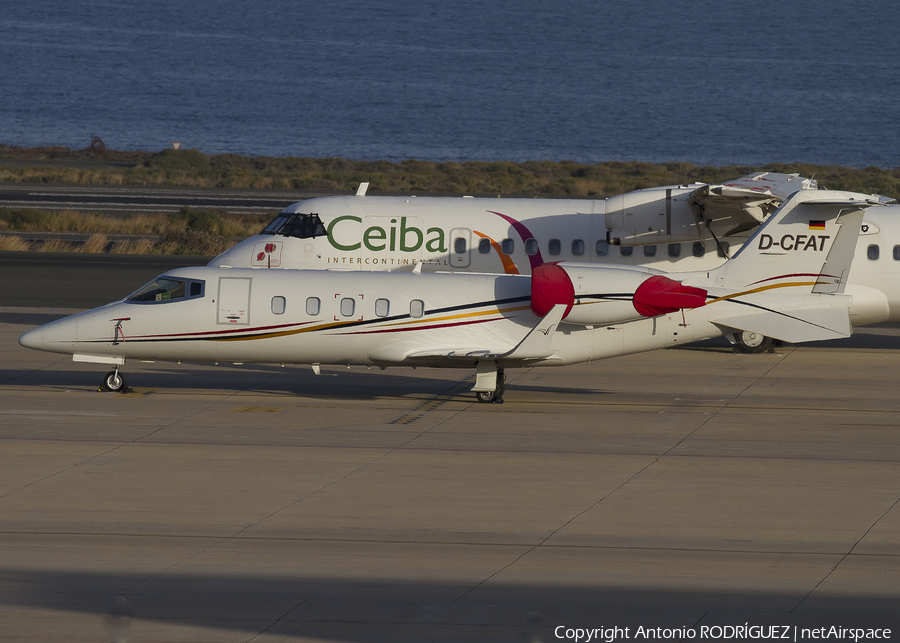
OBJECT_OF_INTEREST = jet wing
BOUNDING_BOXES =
[404,304,567,364]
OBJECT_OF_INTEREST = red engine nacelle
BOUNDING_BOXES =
[531,263,707,325]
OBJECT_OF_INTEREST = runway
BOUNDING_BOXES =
[0,184,331,216]
[1,308,899,642]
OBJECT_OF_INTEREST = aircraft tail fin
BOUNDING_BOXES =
[712,191,875,293]
[697,190,886,343]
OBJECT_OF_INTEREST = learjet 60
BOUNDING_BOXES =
[19,191,877,402]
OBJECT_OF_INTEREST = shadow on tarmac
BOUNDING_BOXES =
[0,568,896,641]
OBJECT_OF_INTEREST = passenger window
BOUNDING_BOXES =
[340,298,355,317]
[478,238,491,254]
[306,297,320,315]
[572,239,584,256]
[595,240,609,256]
[643,245,657,257]
[668,243,681,258]
[548,239,561,256]
[271,296,286,315]
[525,238,539,255]
[868,244,880,260]
[454,237,467,254]
[894,245,900,261]
[375,298,390,317]
[501,238,515,254]
[620,246,633,257]
[717,242,730,259]
[693,242,705,258]
[410,299,424,318]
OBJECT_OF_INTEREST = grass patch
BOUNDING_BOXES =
[0,206,257,255]
[2,144,899,199]
[1,232,234,256]
[0,207,269,239]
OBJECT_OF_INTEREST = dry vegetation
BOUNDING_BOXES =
[1,145,898,256]
[2,144,899,199]
[0,207,269,255]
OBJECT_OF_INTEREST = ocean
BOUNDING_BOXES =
[1,0,898,167]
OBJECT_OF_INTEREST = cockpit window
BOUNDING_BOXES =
[126,277,205,303]
[261,213,327,239]
[127,278,186,302]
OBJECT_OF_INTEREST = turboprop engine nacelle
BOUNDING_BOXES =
[531,263,708,326]
[604,188,702,247]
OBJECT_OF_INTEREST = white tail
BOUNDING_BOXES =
[697,190,884,343]
[713,190,872,293]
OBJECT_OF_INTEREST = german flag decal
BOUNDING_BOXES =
[809,220,826,231]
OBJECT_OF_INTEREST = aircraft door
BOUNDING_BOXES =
[217,277,252,325]
[450,227,471,269]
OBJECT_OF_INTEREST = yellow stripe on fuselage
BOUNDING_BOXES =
[378,304,532,328]
[706,281,821,305]
[215,304,533,341]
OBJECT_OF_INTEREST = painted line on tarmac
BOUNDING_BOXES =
[388,376,475,425]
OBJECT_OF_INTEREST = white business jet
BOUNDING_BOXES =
[19,190,876,402]
[209,173,896,353]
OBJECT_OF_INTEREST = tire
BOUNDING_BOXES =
[476,390,497,403]
[734,331,774,354]
[103,370,126,392]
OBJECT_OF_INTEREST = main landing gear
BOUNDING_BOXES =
[733,330,774,354]
[475,367,505,404]
[100,366,129,393]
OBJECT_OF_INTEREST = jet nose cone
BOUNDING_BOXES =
[18,328,42,350]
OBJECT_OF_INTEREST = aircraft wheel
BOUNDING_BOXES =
[734,331,774,354]
[476,390,498,403]
[476,369,505,404]
[102,369,126,392]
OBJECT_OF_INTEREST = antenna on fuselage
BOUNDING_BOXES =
[356,182,369,197]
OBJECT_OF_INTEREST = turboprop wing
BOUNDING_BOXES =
[692,171,815,226]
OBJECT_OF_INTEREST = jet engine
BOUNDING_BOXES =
[531,263,707,326]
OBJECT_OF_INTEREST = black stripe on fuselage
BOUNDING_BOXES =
[79,295,534,344]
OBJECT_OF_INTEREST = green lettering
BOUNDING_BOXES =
[399,217,423,252]
[425,227,447,253]
[363,226,386,251]
[326,215,361,251]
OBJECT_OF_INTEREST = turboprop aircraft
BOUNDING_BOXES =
[211,172,812,275]
[19,190,877,402]
[209,172,897,353]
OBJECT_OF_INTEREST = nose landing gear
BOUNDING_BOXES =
[100,366,129,393]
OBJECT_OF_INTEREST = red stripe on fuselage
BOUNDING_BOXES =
[129,320,313,340]
[333,317,504,335]
[747,273,838,287]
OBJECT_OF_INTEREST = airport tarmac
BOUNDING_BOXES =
[1,308,899,642]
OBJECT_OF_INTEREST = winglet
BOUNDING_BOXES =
[500,304,566,360]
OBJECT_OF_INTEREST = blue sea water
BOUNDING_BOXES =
[1,0,898,167]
